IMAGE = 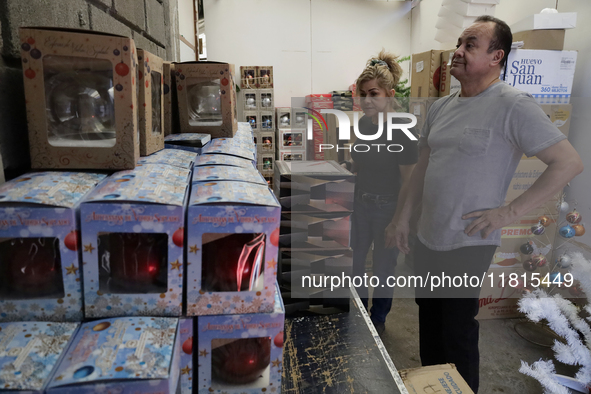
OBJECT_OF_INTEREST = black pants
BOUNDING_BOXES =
[414,239,496,394]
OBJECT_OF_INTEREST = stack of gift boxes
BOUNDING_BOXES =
[273,160,355,314]
[1,26,285,394]
[275,107,308,163]
[239,66,276,185]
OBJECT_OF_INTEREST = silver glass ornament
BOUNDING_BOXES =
[187,79,222,126]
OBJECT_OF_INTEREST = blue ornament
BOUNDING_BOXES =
[531,222,545,235]
[73,366,94,379]
[559,225,575,238]
[550,272,562,284]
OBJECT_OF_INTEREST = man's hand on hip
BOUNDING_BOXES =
[462,206,516,239]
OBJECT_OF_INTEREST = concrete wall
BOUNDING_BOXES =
[0,0,180,179]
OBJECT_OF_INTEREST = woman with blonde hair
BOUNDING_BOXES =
[342,50,418,335]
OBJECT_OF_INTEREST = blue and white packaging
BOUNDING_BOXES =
[192,166,267,186]
[80,165,189,318]
[164,133,211,154]
[0,321,79,393]
[137,148,197,170]
[0,172,106,322]
[186,181,280,316]
[501,49,577,104]
[46,317,180,394]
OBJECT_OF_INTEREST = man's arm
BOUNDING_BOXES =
[389,146,431,253]
[463,139,583,238]
[384,163,415,248]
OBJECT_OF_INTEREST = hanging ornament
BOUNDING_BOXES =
[556,254,572,269]
[30,48,42,59]
[558,201,569,213]
[520,241,534,255]
[522,258,537,272]
[566,209,582,224]
[531,222,545,236]
[573,224,586,236]
[549,272,562,284]
[533,254,547,267]
[559,225,576,238]
[538,215,551,227]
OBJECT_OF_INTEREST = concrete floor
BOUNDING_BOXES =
[370,253,579,393]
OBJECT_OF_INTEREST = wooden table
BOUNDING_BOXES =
[281,288,408,393]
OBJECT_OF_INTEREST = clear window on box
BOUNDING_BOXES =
[187,78,222,127]
[294,112,306,127]
[260,93,272,109]
[151,71,162,134]
[279,112,290,127]
[261,115,272,130]
[244,93,257,110]
[201,233,265,292]
[43,55,117,148]
[0,237,65,300]
[97,233,168,294]
[246,115,257,129]
[211,337,271,389]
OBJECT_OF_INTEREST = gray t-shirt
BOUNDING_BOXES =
[418,82,566,251]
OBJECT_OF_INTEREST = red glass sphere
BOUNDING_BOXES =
[212,338,271,384]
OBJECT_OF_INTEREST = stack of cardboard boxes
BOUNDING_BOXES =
[240,66,276,182]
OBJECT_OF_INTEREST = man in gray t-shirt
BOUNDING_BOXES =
[391,16,583,393]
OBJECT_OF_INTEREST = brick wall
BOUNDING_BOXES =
[0,0,180,179]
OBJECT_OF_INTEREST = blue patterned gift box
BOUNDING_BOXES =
[0,321,79,393]
[179,318,193,394]
[193,154,255,169]
[137,148,198,170]
[164,133,212,154]
[46,317,180,394]
[0,172,106,322]
[196,283,284,394]
[192,166,267,186]
[80,165,189,318]
[186,181,280,317]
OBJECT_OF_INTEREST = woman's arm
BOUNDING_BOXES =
[384,163,415,248]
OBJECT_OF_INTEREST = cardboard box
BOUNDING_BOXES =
[542,103,571,137]
[258,89,274,111]
[279,129,304,148]
[163,61,176,136]
[243,90,258,110]
[409,98,438,133]
[80,165,189,318]
[19,27,139,170]
[501,49,577,104]
[137,148,197,169]
[0,321,79,393]
[195,284,284,392]
[47,317,180,394]
[164,132,211,154]
[477,265,529,319]
[202,135,257,166]
[513,29,565,51]
[411,50,443,98]
[492,217,558,268]
[244,111,260,132]
[240,66,257,89]
[276,107,291,129]
[176,62,238,138]
[194,154,256,169]
[511,12,577,33]
[439,49,461,97]
[192,165,267,186]
[186,181,280,316]
[179,318,193,394]
[278,149,306,162]
[260,111,275,132]
[256,66,274,88]
[400,364,474,394]
[0,172,106,322]
[138,49,164,156]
